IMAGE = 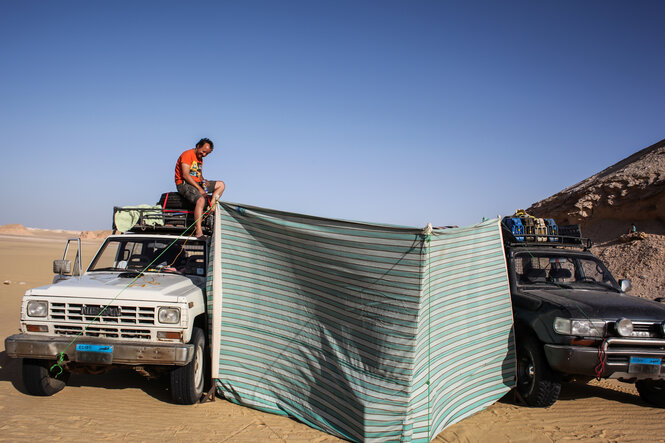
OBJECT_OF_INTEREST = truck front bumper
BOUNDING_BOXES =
[5,334,194,366]
[545,338,665,380]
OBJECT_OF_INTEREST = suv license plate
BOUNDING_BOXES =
[628,357,661,375]
[75,344,113,364]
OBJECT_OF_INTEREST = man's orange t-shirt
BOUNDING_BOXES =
[174,149,203,185]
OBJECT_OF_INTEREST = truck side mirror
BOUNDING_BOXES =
[53,259,72,275]
[56,238,83,278]
[619,279,632,293]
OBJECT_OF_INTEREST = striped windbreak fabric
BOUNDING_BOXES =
[207,202,515,442]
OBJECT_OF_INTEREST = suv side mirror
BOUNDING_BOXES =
[619,279,632,293]
[53,259,72,274]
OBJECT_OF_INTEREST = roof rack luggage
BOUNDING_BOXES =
[112,192,214,235]
[501,211,591,249]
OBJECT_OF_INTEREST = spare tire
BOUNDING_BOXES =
[158,192,212,211]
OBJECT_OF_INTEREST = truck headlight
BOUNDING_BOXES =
[158,307,181,324]
[553,318,571,334]
[616,318,633,337]
[27,301,48,317]
[553,317,604,336]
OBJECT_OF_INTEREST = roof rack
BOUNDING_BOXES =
[502,229,592,250]
[112,206,213,235]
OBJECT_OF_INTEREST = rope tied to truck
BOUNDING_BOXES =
[49,198,221,378]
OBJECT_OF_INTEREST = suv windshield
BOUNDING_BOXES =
[88,238,206,277]
[514,251,619,291]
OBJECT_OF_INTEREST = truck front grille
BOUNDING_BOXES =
[53,324,152,340]
[611,321,663,338]
[50,303,156,325]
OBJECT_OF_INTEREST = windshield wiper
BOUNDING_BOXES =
[142,266,185,276]
[118,270,144,278]
[572,281,621,292]
[521,281,573,289]
[90,266,125,272]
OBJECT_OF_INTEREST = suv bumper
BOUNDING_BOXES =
[545,338,665,380]
[5,334,194,366]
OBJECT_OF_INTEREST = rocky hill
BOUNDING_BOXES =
[527,138,665,300]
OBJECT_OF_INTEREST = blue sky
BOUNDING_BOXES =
[1,1,664,230]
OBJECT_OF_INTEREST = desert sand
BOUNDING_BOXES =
[1,229,665,442]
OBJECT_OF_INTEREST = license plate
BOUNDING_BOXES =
[628,356,661,375]
[75,344,113,364]
[82,305,120,317]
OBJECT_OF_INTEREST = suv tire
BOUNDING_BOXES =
[516,334,561,407]
[170,327,207,404]
[636,379,665,408]
[22,359,69,396]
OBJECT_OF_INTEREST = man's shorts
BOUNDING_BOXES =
[176,180,218,205]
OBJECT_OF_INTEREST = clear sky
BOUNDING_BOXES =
[1,0,663,231]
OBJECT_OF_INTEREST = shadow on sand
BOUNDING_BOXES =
[0,349,174,403]
[498,380,646,408]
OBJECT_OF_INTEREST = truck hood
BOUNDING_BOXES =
[523,287,665,321]
[26,272,205,302]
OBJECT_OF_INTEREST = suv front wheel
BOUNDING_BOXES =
[516,334,561,407]
[636,379,665,408]
[22,358,70,396]
[170,327,207,404]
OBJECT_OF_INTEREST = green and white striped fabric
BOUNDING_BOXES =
[207,202,515,442]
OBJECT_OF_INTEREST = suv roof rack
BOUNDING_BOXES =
[112,206,213,236]
[502,228,593,250]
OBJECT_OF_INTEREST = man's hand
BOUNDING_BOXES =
[182,163,207,195]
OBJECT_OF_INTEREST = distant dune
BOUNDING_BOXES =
[527,137,665,300]
[528,138,665,241]
[80,230,113,239]
[0,224,33,235]
[0,224,109,240]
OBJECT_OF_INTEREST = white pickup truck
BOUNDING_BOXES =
[4,200,212,404]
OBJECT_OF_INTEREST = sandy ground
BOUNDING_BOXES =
[1,233,665,442]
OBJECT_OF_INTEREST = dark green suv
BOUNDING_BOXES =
[505,235,665,408]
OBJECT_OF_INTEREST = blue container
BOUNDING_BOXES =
[544,218,558,242]
[503,217,525,241]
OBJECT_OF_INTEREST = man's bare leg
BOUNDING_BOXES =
[194,196,206,237]
[209,181,226,213]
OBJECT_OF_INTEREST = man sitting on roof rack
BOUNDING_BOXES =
[174,137,226,237]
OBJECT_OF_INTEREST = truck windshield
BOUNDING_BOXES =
[88,238,207,277]
[514,252,619,291]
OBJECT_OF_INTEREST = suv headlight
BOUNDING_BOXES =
[27,301,48,317]
[553,317,605,336]
[158,307,181,324]
[616,318,633,337]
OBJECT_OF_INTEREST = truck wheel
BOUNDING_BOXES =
[170,327,207,404]
[636,380,665,408]
[516,335,561,407]
[22,359,69,396]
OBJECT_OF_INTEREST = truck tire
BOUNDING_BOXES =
[22,359,69,396]
[170,327,206,404]
[158,192,212,210]
[516,334,561,407]
[636,379,665,408]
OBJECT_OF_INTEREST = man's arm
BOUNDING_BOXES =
[181,163,207,195]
